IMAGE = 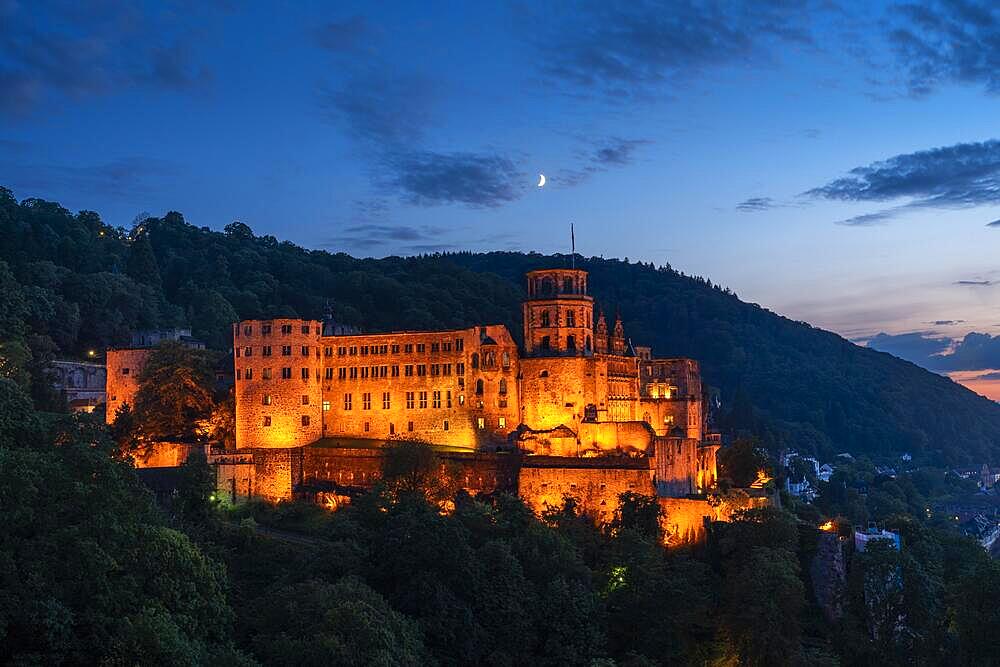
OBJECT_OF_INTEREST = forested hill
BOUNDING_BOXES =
[3,187,1000,464]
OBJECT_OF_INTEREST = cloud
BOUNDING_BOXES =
[736,197,778,213]
[321,71,436,147]
[322,223,451,251]
[315,16,369,53]
[528,1,815,100]
[0,3,216,115]
[807,139,1000,224]
[929,319,965,326]
[382,150,525,207]
[555,137,650,187]
[976,371,1000,381]
[887,1,1000,96]
[954,279,993,286]
[988,219,1000,227]
[868,330,1000,373]
[0,157,174,199]
[867,331,951,366]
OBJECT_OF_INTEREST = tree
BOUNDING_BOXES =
[0,377,40,447]
[132,342,217,442]
[609,491,662,542]
[175,448,217,524]
[380,439,460,506]
[126,233,162,288]
[718,437,768,488]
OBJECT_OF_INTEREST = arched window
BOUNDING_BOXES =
[471,353,479,369]
[567,335,576,350]
[539,370,549,378]
[540,310,550,327]
[499,378,507,395]
[476,379,484,395]
[501,351,510,368]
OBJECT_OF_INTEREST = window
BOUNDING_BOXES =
[344,393,352,410]
[501,351,510,368]
[419,391,428,409]
[122,367,130,375]
[281,324,292,334]
[245,368,253,380]
[262,324,272,335]
[301,345,310,356]
[471,353,479,369]
[442,341,452,352]
[541,310,550,327]
[456,338,464,351]
[408,421,414,432]
[243,325,252,336]
[417,364,426,377]
[566,310,575,327]
[262,394,272,405]
[301,368,309,379]
[332,367,342,379]
[458,377,465,388]
[541,336,551,350]
[301,415,310,426]
[406,392,415,409]
[348,367,357,379]
[476,379,484,395]
[391,344,400,353]
[280,367,291,379]
[338,346,347,356]
[391,365,400,377]
[361,345,368,356]
[301,325,310,334]
[499,417,506,428]
[262,368,272,379]
[236,348,241,358]
[236,369,242,380]
[382,392,391,409]
[262,345,272,356]
[301,395,309,405]
[380,365,388,378]
[362,392,371,410]
[567,335,576,350]
[364,421,370,432]
[477,417,485,429]
[444,420,449,431]
[416,343,425,353]
[361,367,369,379]
[282,345,292,356]
[322,400,330,411]
[380,345,388,354]
[404,365,414,377]
[432,391,441,408]
[499,379,507,395]
[244,346,252,356]
[263,416,271,426]
[389,423,395,435]
[457,362,465,375]
[404,343,413,353]
[431,364,440,376]
[431,342,439,353]
[446,390,452,408]
[459,394,465,405]
[539,370,548,377]
[349,346,357,355]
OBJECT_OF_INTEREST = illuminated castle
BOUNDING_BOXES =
[228,267,721,526]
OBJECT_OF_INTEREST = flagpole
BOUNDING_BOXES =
[571,222,575,269]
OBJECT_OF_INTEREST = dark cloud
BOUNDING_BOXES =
[0,2,215,116]
[321,71,436,147]
[988,219,1000,227]
[0,157,173,199]
[867,331,951,366]
[929,319,966,326]
[322,223,451,251]
[315,16,369,53]
[382,150,525,207]
[871,331,1000,374]
[807,139,1000,224]
[529,1,814,100]
[555,137,650,187]
[736,197,777,213]
[954,279,993,286]
[887,1,1000,96]
[835,208,902,226]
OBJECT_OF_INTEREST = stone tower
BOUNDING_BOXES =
[522,268,594,356]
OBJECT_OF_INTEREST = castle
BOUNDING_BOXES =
[110,268,731,539]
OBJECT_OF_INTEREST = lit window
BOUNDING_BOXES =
[344,393,352,410]
[382,392,391,409]
[432,390,441,408]
[406,392,415,409]
[477,417,485,429]
[499,417,506,428]
[362,392,371,410]
[322,400,330,411]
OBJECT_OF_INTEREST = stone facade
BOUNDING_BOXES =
[105,348,152,422]
[51,360,106,412]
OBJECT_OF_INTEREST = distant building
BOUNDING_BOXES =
[50,360,106,413]
[854,525,901,552]
[130,328,205,349]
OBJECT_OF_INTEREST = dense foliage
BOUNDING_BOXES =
[3,186,999,464]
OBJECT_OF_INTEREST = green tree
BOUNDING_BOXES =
[609,491,662,542]
[132,342,217,442]
[380,439,460,506]
[127,233,162,288]
[718,437,768,488]
[175,448,217,524]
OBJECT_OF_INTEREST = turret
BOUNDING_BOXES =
[522,268,594,356]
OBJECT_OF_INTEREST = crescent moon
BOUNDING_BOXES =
[537,173,546,187]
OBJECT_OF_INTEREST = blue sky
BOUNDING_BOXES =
[4,0,1000,391]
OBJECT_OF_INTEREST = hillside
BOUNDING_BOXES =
[3,186,1000,463]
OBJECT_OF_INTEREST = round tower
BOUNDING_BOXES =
[233,318,323,449]
[522,268,594,356]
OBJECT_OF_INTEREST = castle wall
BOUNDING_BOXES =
[653,437,701,497]
[105,348,151,423]
[517,459,655,524]
[253,448,302,502]
[320,325,519,449]
[132,441,193,468]
[233,319,324,449]
[519,356,604,432]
